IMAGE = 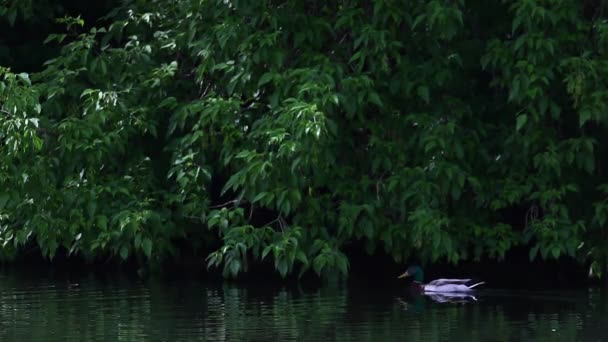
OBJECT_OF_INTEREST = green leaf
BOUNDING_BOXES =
[529,245,539,261]
[550,103,561,119]
[206,254,218,269]
[296,250,308,265]
[551,246,560,259]
[417,86,430,104]
[230,260,241,276]
[262,245,272,260]
[135,234,142,249]
[579,110,591,127]
[331,94,339,105]
[368,92,383,108]
[361,218,374,238]
[97,216,108,230]
[313,256,325,275]
[0,193,9,210]
[583,155,595,174]
[277,259,288,277]
[7,9,17,27]
[221,174,243,195]
[336,255,348,275]
[17,73,31,86]
[298,264,309,279]
[258,72,274,87]
[512,15,522,33]
[87,201,97,218]
[412,14,426,30]
[509,77,520,102]
[252,192,267,203]
[514,34,527,52]
[516,114,527,131]
[451,183,462,200]
[142,238,153,258]
[120,246,129,260]
[538,98,548,116]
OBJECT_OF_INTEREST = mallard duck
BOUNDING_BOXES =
[398,265,484,293]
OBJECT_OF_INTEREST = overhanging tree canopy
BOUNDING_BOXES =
[1,0,608,278]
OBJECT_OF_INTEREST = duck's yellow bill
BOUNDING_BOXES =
[397,271,410,279]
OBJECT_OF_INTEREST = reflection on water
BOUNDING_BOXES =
[0,271,605,341]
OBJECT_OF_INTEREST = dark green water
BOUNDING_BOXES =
[0,271,606,341]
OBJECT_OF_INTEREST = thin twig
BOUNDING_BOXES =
[209,199,239,209]
[200,83,211,99]
[182,214,203,221]
[337,33,349,46]
[263,217,280,227]
[0,108,13,116]
[263,215,285,231]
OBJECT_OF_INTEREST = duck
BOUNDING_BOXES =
[397,265,485,293]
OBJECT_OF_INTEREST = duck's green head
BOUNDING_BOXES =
[397,265,424,282]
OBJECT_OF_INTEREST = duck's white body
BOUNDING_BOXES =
[398,266,485,295]
[425,292,478,303]
[422,279,485,293]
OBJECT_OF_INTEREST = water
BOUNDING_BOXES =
[0,271,606,341]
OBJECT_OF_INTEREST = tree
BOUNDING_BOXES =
[1,0,608,279]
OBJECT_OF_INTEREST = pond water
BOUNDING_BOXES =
[0,270,606,341]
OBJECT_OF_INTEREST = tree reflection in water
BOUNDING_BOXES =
[0,272,604,341]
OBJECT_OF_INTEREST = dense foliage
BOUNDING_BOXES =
[2,0,608,278]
